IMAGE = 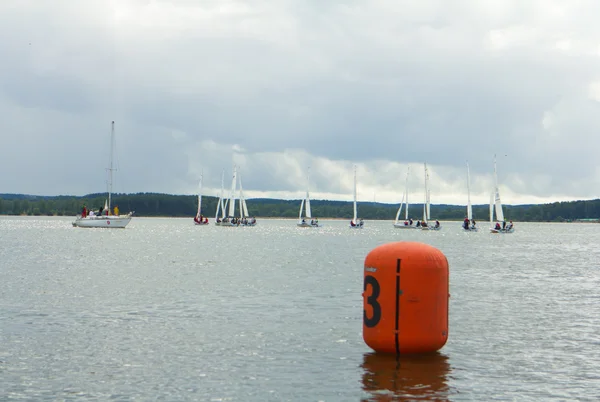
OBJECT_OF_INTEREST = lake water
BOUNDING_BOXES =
[1,216,600,401]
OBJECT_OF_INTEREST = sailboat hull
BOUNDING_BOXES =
[72,214,132,228]
[421,226,441,231]
[219,221,240,227]
[297,221,320,227]
[393,223,418,229]
[490,228,514,234]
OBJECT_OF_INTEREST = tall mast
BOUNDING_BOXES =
[305,166,312,218]
[466,161,472,220]
[108,121,115,211]
[423,162,427,222]
[353,165,357,223]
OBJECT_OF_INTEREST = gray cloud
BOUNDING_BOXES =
[1,1,599,203]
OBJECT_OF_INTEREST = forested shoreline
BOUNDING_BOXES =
[0,193,599,222]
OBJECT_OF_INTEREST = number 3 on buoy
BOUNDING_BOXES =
[363,275,381,328]
[362,242,449,355]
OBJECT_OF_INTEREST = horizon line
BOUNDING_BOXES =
[1,192,599,208]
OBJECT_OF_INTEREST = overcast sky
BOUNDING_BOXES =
[1,0,599,205]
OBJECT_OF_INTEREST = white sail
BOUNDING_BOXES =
[393,167,413,228]
[426,189,431,220]
[196,172,203,219]
[298,198,305,220]
[238,171,244,219]
[238,171,250,219]
[489,191,494,226]
[305,169,312,218]
[466,162,473,220]
[493,155,505,222]
[227,166,237,218]
[352,165,358,224]
[215,169,224,220]
[394,191,405,223]
[242,198,249,218]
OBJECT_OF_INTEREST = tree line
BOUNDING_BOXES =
[0,193,599,222]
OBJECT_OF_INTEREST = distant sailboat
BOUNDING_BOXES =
[238,171,256,226]
[193,171,209,225]
[421,162,441,231]
[349,165,364,229]
[462,162,478,231]
[489,155,514,233]
[297,167,320,227]
[72,121,133,228]
[220,166,240,227]
[393,167,416,229]
[214,170,226,226]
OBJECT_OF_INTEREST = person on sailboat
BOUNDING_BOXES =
[435,220,440,228]
[416,220,421,227]
[114,205,119,216]
[409,218,413,226]
[463,217,469,230]
[502,219,507,230]
[495,222,501,230]
[506,220,513,230]
[359,218,364,227]
[82,205,87,218]
[471,219,476,229]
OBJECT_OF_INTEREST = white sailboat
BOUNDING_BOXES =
[393,167,416,229]
[238,171,256,226]
[489,155,514,233]
[349,165,364,228]
[489,191,495,230]
[297,168,320,227]
[194,171,209,225]
[72,121,133,228]
[220,165,240,227]
[462,162,478,231]
[214,170,226,226]
[420,162,441,231]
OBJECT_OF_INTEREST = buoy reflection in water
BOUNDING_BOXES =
[360,352,452,401]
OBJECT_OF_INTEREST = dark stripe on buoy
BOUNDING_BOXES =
[394,258,401,356]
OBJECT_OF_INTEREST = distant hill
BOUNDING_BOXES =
[0,193,598,222]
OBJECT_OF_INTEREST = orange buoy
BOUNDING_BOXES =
[363,241,449,354]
